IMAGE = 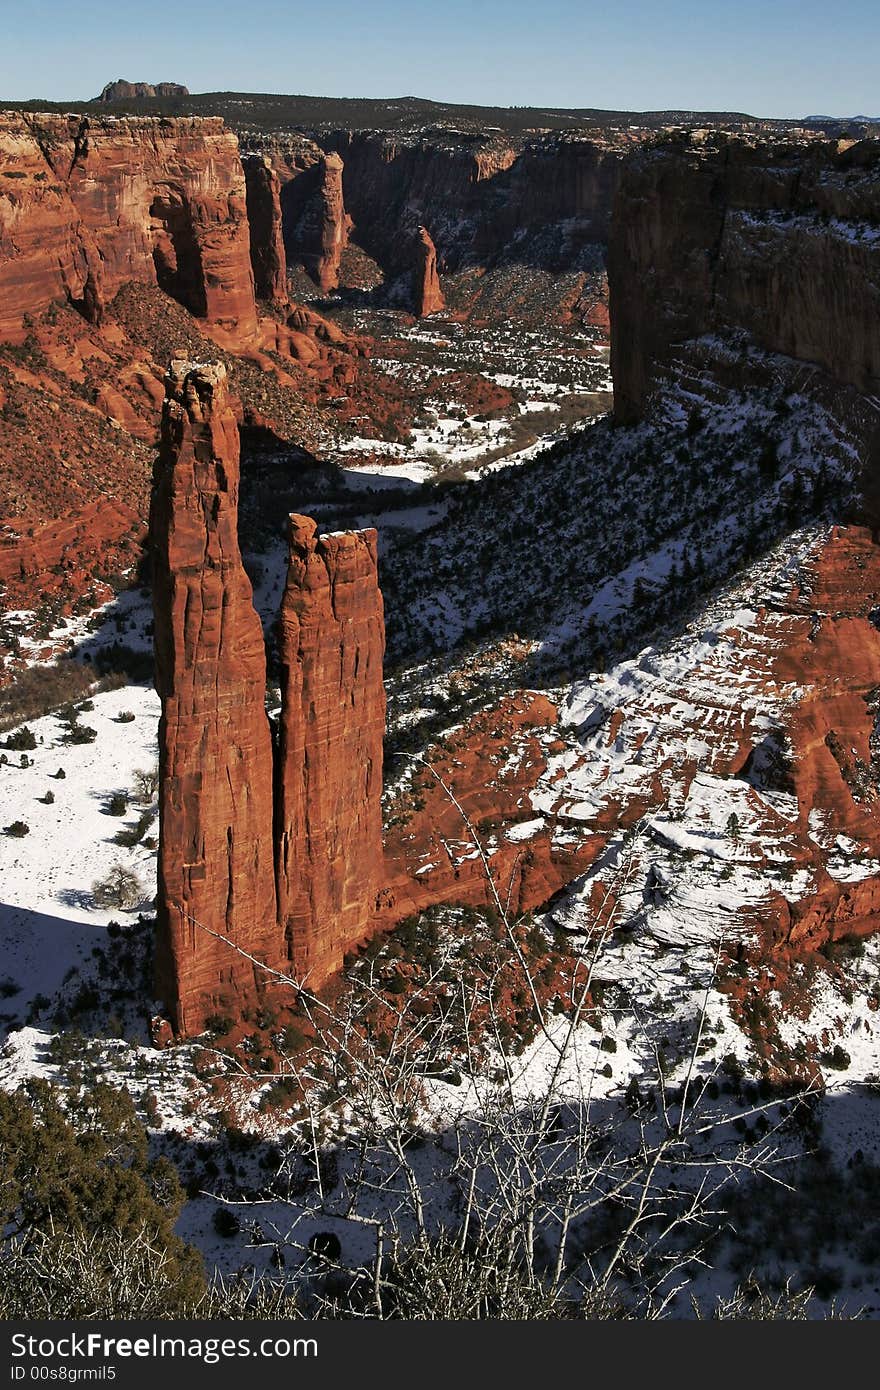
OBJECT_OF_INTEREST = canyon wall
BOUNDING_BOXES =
[609,133,880,423]
[0,114,101,341]
[319,130,622,270]
[0,112,260,345]
[243,127,624,314]
[151,365,388,1031]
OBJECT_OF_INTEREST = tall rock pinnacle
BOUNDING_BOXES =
[243,153,289,307]
[151,372,389,1032]
[275,515,386,984]
[151,361,278,1034]
[293,152,351,294]
[411,225,444,316]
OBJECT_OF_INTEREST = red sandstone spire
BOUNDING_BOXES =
[151,361,278,1034]
[243,153,289,307]
[411,225,444,316]
[275,514,386,984]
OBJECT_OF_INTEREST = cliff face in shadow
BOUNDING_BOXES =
[609,133,880,425]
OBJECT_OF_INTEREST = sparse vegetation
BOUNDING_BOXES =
[91,862,145,910]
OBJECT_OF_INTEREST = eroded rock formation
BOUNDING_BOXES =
[275,516,386,981]
[0,112,258,345]
[287,151,351,293]
[410,226,444,316]
[152,367,387,1030]
[152,361,278,1034]
[243,154,288,306]
[311,130,622,274]
[245,127,621,321]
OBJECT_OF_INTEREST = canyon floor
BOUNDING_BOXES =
[1,290,879,1314]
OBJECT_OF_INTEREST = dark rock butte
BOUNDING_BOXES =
[275,515,387,983]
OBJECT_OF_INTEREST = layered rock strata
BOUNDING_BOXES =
[0,112,258,345]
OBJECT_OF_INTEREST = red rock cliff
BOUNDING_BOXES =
[0,112,258,345]
[0,114,101,341]
[151,361,279,1034]
[274,514,386,985]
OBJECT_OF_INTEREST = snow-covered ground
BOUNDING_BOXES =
[1,330,879,1310]
[0,682,160,1017]
[330,314,611,483]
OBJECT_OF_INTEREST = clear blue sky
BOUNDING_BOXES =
[2,0,877,118]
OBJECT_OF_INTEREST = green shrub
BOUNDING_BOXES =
[0,1081,203,1311]
[3,726,36,751]
[212,1208,241,1238]
[66,724,97,746]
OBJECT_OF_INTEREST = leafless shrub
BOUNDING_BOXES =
[0,1226,301,1321]
[91,861,145,910]
[132,765,159,804]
